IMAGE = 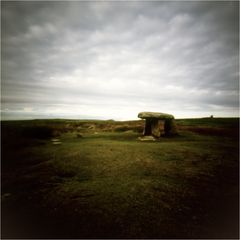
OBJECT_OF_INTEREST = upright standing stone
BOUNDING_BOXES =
[151,119,161,137]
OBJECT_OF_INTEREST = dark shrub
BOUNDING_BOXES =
[114,125,131,132]
[132,126,143,133]
[22,126,54,139]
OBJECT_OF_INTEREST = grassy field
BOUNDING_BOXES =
[1,118,239,238]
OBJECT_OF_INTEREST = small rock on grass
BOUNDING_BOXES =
[51,138,62,144]
[138,136,157,141]
[51,138,60,142]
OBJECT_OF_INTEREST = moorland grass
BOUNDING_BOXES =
[1,118,239,238]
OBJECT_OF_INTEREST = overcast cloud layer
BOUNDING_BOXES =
[1,1,239,120]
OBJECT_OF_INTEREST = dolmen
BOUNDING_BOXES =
[138,112,178,139]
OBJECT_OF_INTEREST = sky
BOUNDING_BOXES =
[1,1,239,120]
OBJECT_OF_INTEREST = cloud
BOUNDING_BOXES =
[1,1,239,120]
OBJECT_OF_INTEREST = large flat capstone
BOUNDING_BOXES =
[138,112,174,119]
